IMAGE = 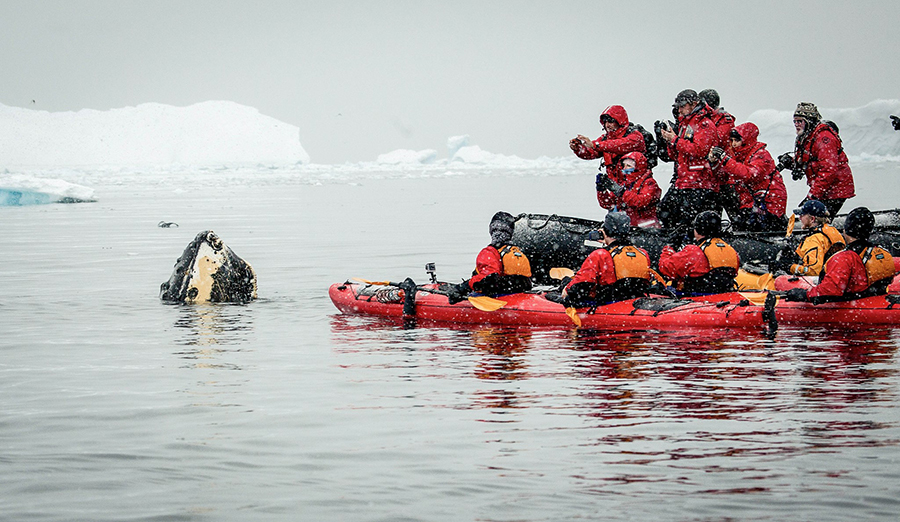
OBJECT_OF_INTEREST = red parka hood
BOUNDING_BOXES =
[600,105,630,128]
[620,151,648,172]
[734,122,759,147]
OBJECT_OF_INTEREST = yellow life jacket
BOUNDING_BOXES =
[821,224,846,258]
[699,237,739,271]
[860,246,896,285]
[498,245,532,277]
[609,245,650,280]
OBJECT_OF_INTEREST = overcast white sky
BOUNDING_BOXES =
[1,1,897,164]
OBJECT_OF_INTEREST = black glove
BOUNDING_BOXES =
[776,153,794,171]
[892,115,900,131]
[769,259,792,274]
[791,168,804,181]
[667,231,686,250]
[785,288,808,302]
[708,146,726,164]
[609,180,625,198]
[595,172,613,192]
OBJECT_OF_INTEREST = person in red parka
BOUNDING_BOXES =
[657,90,721,231]
[570,105,646,198]
[448,211,533,303]
[785,207,896,303]
[596,152,662,228]
[658,210,740,295]
[708,122,788,232]
[778,102,855,217]
[547,212,653,307]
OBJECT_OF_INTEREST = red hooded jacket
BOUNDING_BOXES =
[597,152,662,227]
[794,122,855,200]
[721,122,788,217]
[574,105,646,184]
[667,103,720,191]
[807,248,869,299]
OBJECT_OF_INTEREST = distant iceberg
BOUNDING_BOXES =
[0,101,310,167]
[376,149,437,165]
[0,174,95,205]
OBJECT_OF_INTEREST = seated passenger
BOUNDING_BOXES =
[449,211,532,303]
[596,152,662,228]
[550,212,652,307]
[786,207,896,303]
[770,200,844,276]
[659,210,740,295]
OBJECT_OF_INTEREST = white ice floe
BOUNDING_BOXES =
[0,174,95,205]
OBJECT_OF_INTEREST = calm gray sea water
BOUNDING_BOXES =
[2,166,900,521]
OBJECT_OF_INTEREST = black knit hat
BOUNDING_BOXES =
[693,210,722,237]
[699,89,720,109]
[602,212,631,238]
[842,207,875,239]
[674,89,700,108]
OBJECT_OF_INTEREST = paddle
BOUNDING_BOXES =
[548,267,582,327]
[350,278,507,311]
[786,213,796,237]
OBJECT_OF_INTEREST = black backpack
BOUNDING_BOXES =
[627,123,658,169]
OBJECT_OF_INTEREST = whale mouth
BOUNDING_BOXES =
[160,230,257,304]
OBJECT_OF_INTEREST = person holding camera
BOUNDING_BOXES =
[594,152,662,228]
[656,89,721,230]
[708,122,788,232]
[776,102,855,217]
[570,105,646,203]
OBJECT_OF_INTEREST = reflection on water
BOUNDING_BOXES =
[329,315,900,509]
[171,303,254,370]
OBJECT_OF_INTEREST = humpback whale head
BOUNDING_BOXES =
[160,230,257,304]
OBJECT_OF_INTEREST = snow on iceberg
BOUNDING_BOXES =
[447,135,470,159]
[0,101,310,167]
[750,99,900,162]
[450,145,528,165]
[376,149,438,165]
[0,174,95,205]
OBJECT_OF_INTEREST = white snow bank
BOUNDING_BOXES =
[0,101,310,167]
[750,99,900,162]
[0,174,95,205]
[376,149,437,164]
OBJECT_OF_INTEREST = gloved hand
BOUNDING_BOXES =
[769,259,792,274]
[609,180,625,198]
[595,173,613,192]
[892,115,900,131]
[785,288,808,302]
[776,153,794,171]
[791,168,804,181]
[708,146,726,164]
[667,230,686,250]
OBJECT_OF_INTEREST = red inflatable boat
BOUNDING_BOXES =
[329,281,771,330]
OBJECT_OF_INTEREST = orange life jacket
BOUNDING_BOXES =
[860,246,896,286]
[498,245,532,277]
[699,237,739,272]
[609,245,650,280]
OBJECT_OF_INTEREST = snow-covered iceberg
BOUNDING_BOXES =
[0,174,95,205]
[0,101,310,167]
[376,149,437,165]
